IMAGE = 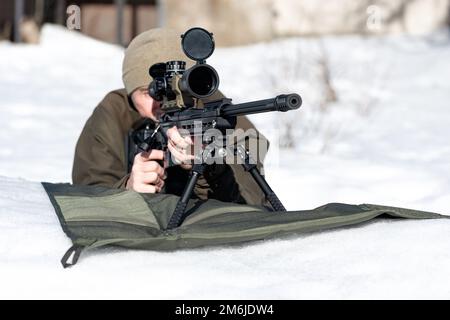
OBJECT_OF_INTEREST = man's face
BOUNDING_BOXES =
[131,87,162,121]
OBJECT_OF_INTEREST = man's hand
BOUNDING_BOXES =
[167,126,195,170]
[126,149,166,193]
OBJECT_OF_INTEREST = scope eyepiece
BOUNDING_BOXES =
[148,78,165,101]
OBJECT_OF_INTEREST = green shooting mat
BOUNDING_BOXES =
[42,182,446,268]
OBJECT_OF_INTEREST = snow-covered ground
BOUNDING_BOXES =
[0,25,449,299]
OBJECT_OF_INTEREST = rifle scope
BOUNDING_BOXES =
[179,63,219,98]
[148,27,220,107]
[148,61,219,101]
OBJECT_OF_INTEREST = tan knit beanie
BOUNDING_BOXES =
[122,28,194,95]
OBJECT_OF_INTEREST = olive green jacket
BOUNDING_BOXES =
[72,89,268,205]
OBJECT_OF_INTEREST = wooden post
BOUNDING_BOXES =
[116,0,126,46]
[55,0,67,25]
[131,4,137,40]
[14,0,24,43]
[156,0,165,27]
[34,0,45,25]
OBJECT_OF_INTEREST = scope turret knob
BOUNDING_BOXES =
[166,61,186,73]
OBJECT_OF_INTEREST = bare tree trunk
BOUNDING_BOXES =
[317,39,338,112]
[116,0,125,46]
[34,0,45,26]
[55,0,66,25]
[14,0,24,42]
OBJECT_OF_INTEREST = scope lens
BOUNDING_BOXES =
[185,65,218,97]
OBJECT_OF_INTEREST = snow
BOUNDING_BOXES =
[0,24,449,299]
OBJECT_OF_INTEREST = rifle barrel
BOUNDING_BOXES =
[220,94,302,117]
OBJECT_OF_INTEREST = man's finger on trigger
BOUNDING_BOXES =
[169,127,191,149]
[169,138,191,155]
[168,143,192,162]
[184,135,193,145]
[167,126,178,141]
[169,144,195,163]
[169,140,187,156]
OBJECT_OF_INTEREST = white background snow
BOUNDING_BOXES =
[0,25,449,299]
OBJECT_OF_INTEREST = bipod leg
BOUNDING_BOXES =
[236,145,286,212]
[166,163,205,229]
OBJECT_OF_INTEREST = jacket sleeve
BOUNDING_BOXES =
[72,103,129,188]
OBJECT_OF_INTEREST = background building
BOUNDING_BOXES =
[0,0,159,45]
[1,0,449,46]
